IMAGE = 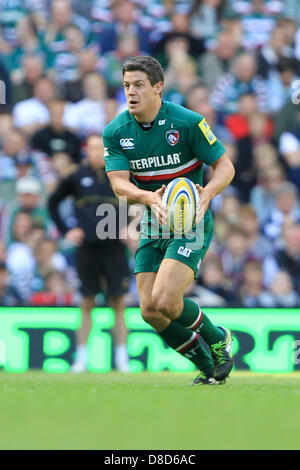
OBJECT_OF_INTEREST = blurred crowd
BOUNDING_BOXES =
[0,0,300,308]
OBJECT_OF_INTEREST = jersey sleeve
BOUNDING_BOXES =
[189,117,226,165]
[103,126,130,172]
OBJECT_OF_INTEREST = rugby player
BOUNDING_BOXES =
[103,56,235,385]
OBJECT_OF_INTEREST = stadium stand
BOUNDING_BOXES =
[0,0,299,308]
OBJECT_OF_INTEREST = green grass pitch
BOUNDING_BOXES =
[0,371,299,450]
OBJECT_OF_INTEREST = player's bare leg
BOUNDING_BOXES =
[109,295,129,372]
[71,295,94,372]
[151,258,231,384]
[136,272,170,332]
[137,265,217,384]
[152,258,233,382]
[151,259,194,320]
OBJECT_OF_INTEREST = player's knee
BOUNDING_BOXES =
[151,289,176,319]
[141,307,162,329]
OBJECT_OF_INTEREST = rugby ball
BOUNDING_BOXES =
[162,177,200,234]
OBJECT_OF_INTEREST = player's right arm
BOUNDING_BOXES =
[107,170,166,225]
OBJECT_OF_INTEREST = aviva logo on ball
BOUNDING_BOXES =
[162,177,200,234]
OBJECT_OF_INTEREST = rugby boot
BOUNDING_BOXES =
[190,371,226,386]
[210,326,234,381]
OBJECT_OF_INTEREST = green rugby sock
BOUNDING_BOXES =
[158,321,214,377]
[175,298,224,346]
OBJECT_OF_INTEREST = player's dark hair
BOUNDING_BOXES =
[122,56,164,86]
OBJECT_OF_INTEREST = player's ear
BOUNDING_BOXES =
[155,82,163,95]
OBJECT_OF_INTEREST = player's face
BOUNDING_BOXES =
[123,70,162,122]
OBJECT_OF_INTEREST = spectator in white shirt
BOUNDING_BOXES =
[250,163,286,224]
[210,53,268,115]
[279,123,300,189]
[259,270,300,307]
[262,181,300,243]
[5,211,36,302]
[63,72,108,138]
[12,76,55,137]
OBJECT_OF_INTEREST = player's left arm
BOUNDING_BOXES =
[196,152,235,223]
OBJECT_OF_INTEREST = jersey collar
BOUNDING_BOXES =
[130,101,166,133]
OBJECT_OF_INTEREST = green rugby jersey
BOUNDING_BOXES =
[103,100,226,239]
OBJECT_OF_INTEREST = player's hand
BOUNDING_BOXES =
[148,185,167,226]
[65,227,85,245]
[195,185,213,223]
